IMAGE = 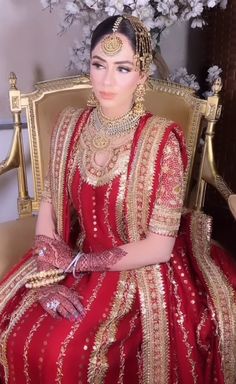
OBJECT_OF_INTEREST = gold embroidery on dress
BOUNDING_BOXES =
[149,207,182,236]
[87,271,136,383]
[23,314,47,383]
[191,212,236,384]
[118,311,139,384]
[167,263,198,383]
[0,258,37,315]
[0,290,37,383]
[125,117,179,383]
[136,266,170,384]
[104,182,118,247]
[196,308,211,352]
[148,132,184,237]
[75,176,86,251]
[116,170,128,243]
[68,156,86,251]
[50,108,86,237]
[55,273,106,384]
[126,116,171,241]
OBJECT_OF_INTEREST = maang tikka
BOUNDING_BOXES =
[100,15,153,74]
[101,16,123,56]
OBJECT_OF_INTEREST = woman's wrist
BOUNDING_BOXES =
[64,252,84,277]
[72,248,127,273]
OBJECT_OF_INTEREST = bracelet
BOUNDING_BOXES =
[25,274,65,289]
[64,252,83,278]
[25,268,66,289]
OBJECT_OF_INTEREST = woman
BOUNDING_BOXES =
[0,15,235,384]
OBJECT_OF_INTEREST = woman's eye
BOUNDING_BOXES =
[92,62,104,69]
[117,66,131,73]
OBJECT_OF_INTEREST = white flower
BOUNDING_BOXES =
[206,65,222,83]
[84,0,103,10]
[65,1,80,15]
[168,67,200,91]
[40,0,228,75]
[191,17,206,28]
[132,4,156,29]
[40,0,59,9]
[105,0,125,15]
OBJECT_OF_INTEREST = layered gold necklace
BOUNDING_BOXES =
[91,106,140,150]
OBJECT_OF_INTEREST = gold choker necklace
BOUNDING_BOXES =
[91,106,140,150]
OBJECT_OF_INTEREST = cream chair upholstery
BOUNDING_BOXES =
[0,73,232,279]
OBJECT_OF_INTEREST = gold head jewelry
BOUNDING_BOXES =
[101,15,152,72]
[87,90,98,107]
[124,15,152,73]
[133,83,146,116]
[101,16,123,56]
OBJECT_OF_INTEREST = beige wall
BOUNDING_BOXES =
[0,1,189,122]
[0,0,189,222]
[0,0,76,122]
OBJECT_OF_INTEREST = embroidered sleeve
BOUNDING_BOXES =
[148,132,184,237]
[41,172,52,204]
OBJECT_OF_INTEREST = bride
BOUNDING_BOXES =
[0,14,235,384]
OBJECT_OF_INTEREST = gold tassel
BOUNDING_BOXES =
[87,91,98,107]
[133,84,146,116]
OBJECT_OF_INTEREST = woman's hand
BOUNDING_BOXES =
[35,234,73,271]
[37,284,85,321]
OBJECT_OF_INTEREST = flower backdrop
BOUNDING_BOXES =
[40,0,227,91]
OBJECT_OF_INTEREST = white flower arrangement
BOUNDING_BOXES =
[40,0,227,80]
[168,67,200,91]
[169,65,223,97]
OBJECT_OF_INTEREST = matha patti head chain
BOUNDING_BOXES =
[101,15,153,73]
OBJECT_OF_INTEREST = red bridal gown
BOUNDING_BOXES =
[0,108,235,384]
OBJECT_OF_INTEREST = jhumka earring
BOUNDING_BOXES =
[87,90,98,107]
[133,84,146,116]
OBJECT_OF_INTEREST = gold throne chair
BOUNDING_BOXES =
[0,73,233,280]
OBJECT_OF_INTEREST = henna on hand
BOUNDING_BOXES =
[34,234,73,271]
[76,248,127,272]
[37,285,85,320]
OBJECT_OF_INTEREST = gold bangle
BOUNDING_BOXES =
[28,269,64,281]
[25,269,65,289]
[25,273,65,289]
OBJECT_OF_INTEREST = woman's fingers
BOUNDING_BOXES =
[57,298,81,320]
[58,286,85,316]
[37,285,85,320]
[40,297,60,319]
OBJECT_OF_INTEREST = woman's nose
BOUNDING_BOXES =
[103,68,115,87]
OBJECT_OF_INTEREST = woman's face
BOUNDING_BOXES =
[90,33,147,117]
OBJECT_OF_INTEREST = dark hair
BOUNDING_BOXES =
[90,15,136,53]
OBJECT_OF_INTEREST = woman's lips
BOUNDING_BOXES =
[99,91,116,100]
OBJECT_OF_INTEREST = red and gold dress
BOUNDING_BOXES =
[0,108,235,384]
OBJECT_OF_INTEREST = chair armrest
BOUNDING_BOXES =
[0,215,37,280]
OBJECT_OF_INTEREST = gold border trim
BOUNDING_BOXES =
[136,266,169,384]
[191,212,236,384]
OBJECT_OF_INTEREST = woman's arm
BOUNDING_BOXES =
[35,171,56,238]
[75,232,175,272]
[35,200,56,238]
